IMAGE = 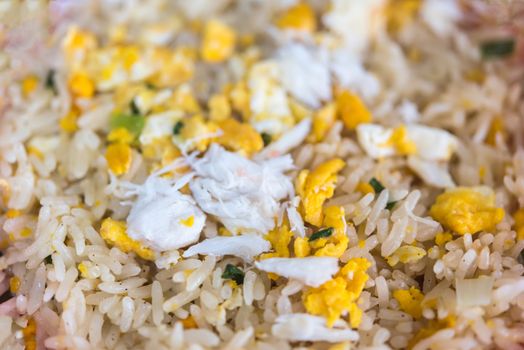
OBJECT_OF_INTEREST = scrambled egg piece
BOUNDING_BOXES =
[385,125,417,155]
[336,90,372,131]
[22,318,36,350]
[201,20,236,63]
[513,208,524,240]
[63,26,97,65]
[149,47,195,88]
[309,103,337,142]
[261,224,294,259]
[108,127,135,144]
[208,93,231,121]
[105,143,133,176]
[22,75,39,96]
[435,231,452,246]
[215,118,264,156]
[386,245,426,266]
[100,218,155,260]
[174,115,218,152]
[313,206,349,258]
[356,181,375,194]
[385,0,421,33]
[294,237,311,257]
[276,2,317,33]
[9,276,20,293]
[296,159,346,226]
[69,71,95,98]
[303,258,370,328]
[59,107,80,133]
[429,187,505,235]
[393,286,424,319]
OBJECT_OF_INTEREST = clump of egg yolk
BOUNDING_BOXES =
[100,218,155,260]
[296,158,346,226]
[429,186,504,235]
[303,258,371,328]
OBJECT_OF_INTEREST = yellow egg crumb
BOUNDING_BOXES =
[435,231,453,246]
[20,227,32,238]
[296,158,346,226]
[276,2,317,33]
[215,118,263,156]
[309,102,336,142]
[393,286,424,319]
[293,237,311,257]
[9,276,20,293]
[78,262,89,278]
[69,71,95,98]
[22,317,37,350]
[107,127,135,144]
[485,116,505,147]
[336,90,372,131]
[100,218,155,260]
[261,224,293,259]
[314,206,349,258]
[386,0,421,33]
[59,107,80,133]
[105,143,133,176]
[465,68,486,84]
[429,187,505,235]
[208,94,231,121]
[6,209,21,218]
[386,245,426,266]
[180,215,194,227]
[356,181,375,194]
[385,125,417,155]
[181,315,198,329]
[201,20,236,63]
[303,258,370,327]
[513,208,524,240]
[328,342,350,350]
[22,75,39,96]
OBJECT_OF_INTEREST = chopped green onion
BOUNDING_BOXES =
[145,82,157,89]
[221,264,245,285]
[481,39,515,59]
[110,113,145,136]
[309,227,334,241]
[173,121,184,135]
[130,99,140,115]
[369,177,385,194]
[44,255,52,264]
[45,69,57,93]
[261,132,272,146]
[386,201,397,210]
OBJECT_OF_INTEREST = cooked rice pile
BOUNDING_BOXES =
[1,1,524,349]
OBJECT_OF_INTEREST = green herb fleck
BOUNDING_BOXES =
[110,113,145,136]
[386,201,397,210]
[481,39,515,59]
[146,82,157,90]
[44,255,52,264]
[309,227,334,241]
[45,69,57,93]
[129,99,140,115]
[261,132,272,146]
[221,264,245,285]
[369,177,385,194]
[173,121,184,135]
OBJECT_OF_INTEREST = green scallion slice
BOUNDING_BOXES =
[221,264,245,285]
[309,227,334,241]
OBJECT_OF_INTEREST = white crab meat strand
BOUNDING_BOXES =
[189,144,294,235]
[183,234,271,261]
[255,257,339,287]
[272,314,359,342]
[356,123,458,161]
[407,156,455,188]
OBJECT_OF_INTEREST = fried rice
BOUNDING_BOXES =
[1,1,524,349]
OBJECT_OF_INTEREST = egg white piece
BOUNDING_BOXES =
[139,110,182,145]
[189,144,294,235]
[123,164,205,251]
[255,117,311,160]
[182,234,271,261]
[356,123,458,161]
[272,314,359,342]
[407,156,455,188]
[255,257,339,287]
